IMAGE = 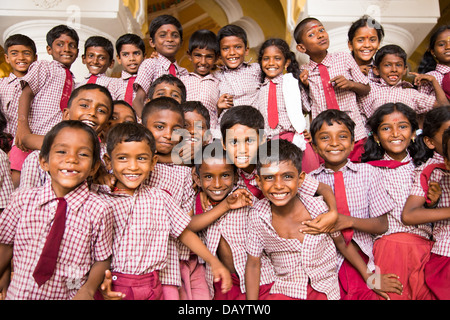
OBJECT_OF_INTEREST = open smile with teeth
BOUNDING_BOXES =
[60,169,79,175]
[124,174,141,181]
[81,120,97,128]
[236,156,249,164]
[271,193,289,200]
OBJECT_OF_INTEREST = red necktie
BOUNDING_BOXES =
[195,192,204,215]
[169,63,177,77]
[33,197,67,287]
[442,72,450,100]
[241,173,264,200]
[333,171,353,245]
[318,63,339,110]
[124,76,136,106]
[87,74,98,84]
[420,163,447,204]
[60,68,73,111]
[367,160,410,169]
[268,80,279,129]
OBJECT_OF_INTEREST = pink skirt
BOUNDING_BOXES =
[179,254,210,300]
[373,232,433,300]
[338,249,379,300]
[8,145,31,171]
[213,273,274,300]
[425,253,450,300]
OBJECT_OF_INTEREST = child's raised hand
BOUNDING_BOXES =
[410,72,436,87]
[330,75,353,90]
[367,272,403,300]
[427,181,442,207]
[226,188,253,210]
[217,94,234,112]
[299,69,309,87]
[302,130,312,143]
[359,65,371,77]
[99,270,126,300]
[300,209,338,235]
[150,51,159,59]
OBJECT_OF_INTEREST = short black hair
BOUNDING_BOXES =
[217,24,248,48]
[106,122,156,156]
[220,105,264,141]
[188,29,219,55]
[256,139,303,175]
[115,33,146,56]
[194,140,235,176]
[310,109,356,144]
[141,96,184,128]
[443,127,450,160]
[293,17,321,44]
[46,24,79,47]
[374,44,407,68]
[181,101,211,130]
[148,74,187,103]
[40,120,100,167]
[4,34,37,56]
[148,14,183,42]
[67,83,114,119]
[84,36,114,61]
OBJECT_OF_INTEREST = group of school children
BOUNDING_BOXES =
[0,11,449,301]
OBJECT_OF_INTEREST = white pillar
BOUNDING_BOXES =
[0,0,142,80]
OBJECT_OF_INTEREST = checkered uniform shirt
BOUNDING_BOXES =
[256,74,297,139]
[0,181,113,300]
[0,73,22,136]
[197,188,275,298]
[360,79,436,118]
[20,60,73,135]
[370,153,432,239]
[180,72,221,139]
[144,162,195,286]
[300,52,369,142]
[76,73,117,94]
[418,64,450,97]
[110,71,137,101]
[94,184,191,275]
[0,149,14,209]
[134,55,188,95]
[310,160,395,272]
[246,191,340,300]
[214,62,261,122]
[409,152,450,257]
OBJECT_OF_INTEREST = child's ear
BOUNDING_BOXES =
[296,43,306,54]
[347,41,354,53]
[255,174,262,189]
[149,38,156,49]
[285,59,291,71]
[192,166,201,187]
[39,155,49,173]
[423,136,436,151]
[103,153,112,171]
[46,45,53,56]
[108,59,115,69]
[372,65,380,77]
[298,171,306,189]
[62,108,70,120]
[150,154,158,172]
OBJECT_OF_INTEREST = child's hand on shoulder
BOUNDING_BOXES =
[426,181,442,208]
[225,188,253,210]
[99,270,126,300]
[217,94,234,113]
[330,75,353,91]
[410,72,436,87]
[92,165,117,190]
[300,209,338,234]
[299,69,309,88]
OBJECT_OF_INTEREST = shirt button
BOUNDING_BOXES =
[112,275,118,281]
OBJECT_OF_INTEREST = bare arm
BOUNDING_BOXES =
[334,214,388,235]
[132,86,147,118]
[331,75,370,96]
[402,194,450,225]
[411,72,450,106]
[245,254,261,300]
[16,84,34,151]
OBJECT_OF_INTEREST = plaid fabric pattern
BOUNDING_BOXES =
[199,187,275,298]
[110,71,136,101]
[300,52,369,142]
[134,55,188,95]
[310,160,395,272]
[180,72,221,139]
[75,73,117,93]
[360,79,436,118]
[429,170,450,257]
[371,153,432,239]
[95,184,191,275]
[246,192,340,300]
[0,149,14,208]
[0,181,113,300]
[410,152,445,199]
[18,150,49,190]
[20,60,72,135]
[0,73,22,136]
[144,162,195,286]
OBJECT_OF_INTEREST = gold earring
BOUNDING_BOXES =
[376,141,380,146]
